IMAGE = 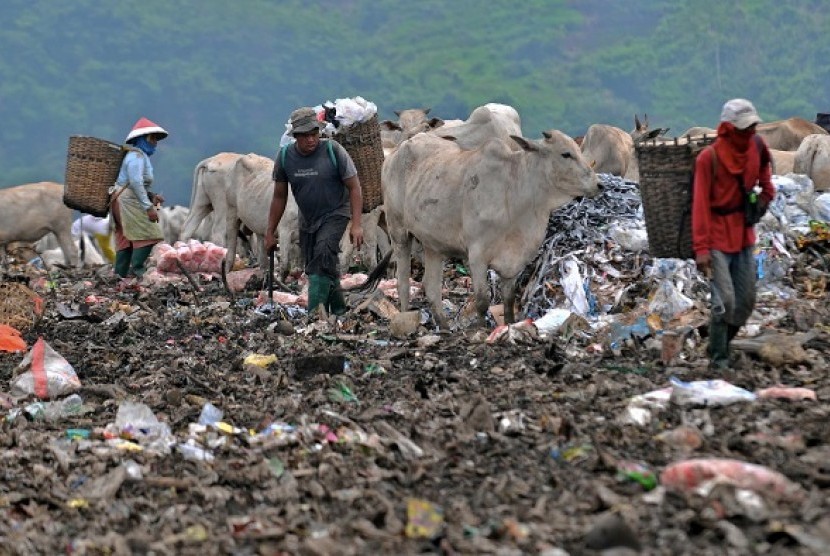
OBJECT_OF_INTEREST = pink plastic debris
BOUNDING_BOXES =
[756,386,817,401]
[660,458,804,501]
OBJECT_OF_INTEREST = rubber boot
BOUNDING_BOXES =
[708,320,730,371]
[307,274,329,315]
[327,279,348,316]
[115,248,132,277]
[129,245,155,278]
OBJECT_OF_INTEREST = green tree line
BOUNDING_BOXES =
[0,0,827,207]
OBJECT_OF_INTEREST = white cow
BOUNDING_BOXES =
[0,182,78,267]
[382,131,598,326]
[338,205,390,274]
[179,152,243,244]
[794,134,830,191]
[224,153,275,272]
[429,103,522,149]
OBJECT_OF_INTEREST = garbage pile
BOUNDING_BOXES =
[0,171,829,554]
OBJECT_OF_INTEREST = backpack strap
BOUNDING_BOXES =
[326,140,338,171]
[279,141,339,172]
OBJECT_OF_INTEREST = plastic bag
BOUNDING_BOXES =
[0,324,27,353]
[661,458,804,501]
[609,223,649,252]
[10,337,80,400]
[560,259,589,316]
[815,192,830,222]
[648,279,694,322]
[669,376,756,406]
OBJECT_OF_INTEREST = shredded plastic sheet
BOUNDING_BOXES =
[661,458,804,501]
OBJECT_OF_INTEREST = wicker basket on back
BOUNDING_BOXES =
[64,135,125,217]
[0,282,43,332]
[333,114,384,213]
[635,135,716,259]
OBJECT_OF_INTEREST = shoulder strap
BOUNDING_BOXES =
[326,140,338,170]
[280,144,288,169]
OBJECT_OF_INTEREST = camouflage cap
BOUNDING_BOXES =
[288,107,324,136]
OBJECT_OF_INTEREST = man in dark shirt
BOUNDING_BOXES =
[265,107,364,315]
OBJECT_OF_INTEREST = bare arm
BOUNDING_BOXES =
[264,180,289,253]
[344,175,364,249]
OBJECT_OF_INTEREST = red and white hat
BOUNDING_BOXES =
[125,117,169,143]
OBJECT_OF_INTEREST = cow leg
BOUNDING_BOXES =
[54,229,80,268]
[501,276,518,324]
[224,206,239,273]
[468,259,491,327]
[422,247,448,329]
[393,235,412,312]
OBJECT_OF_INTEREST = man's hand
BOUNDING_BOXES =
[350,224,364,250]
[147,207,159,223]
[695,252,712,278]
[264,231,277,254]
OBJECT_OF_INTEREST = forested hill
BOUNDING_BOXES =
[1,0,828,206]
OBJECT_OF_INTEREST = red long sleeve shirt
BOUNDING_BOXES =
[692,139,775,256]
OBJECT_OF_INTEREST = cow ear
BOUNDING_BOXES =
[423,107,431,115]
[381,120,402,131]
[510,135,538,152]
[428,117,444,129]
[542,131,553,140]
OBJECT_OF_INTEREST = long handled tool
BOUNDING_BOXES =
[267,248,275,308]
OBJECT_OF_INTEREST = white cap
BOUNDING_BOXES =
[720,99,762,130]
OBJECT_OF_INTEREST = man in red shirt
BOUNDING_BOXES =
[692,99,775,370]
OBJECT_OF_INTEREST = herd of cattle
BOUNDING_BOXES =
[1,103,828,323]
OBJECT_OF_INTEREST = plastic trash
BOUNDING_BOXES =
[10,337,81,400]
[112,401,173,454]
[620,387,673,426]
[19,394,85,421]
[533,308,573,337]
[815,192,830,222]
[756,386,817,401]
[198,402,224,426]
[176,441,215,462]
[122,459,143,481]
[661,458,804,501]
[560,259,589,316]
[655,426,704,450]
[405,498,444,539]
[669,377,757,406]
[649,278,694,322]
[616,461,657,490]
[0,324,27,353]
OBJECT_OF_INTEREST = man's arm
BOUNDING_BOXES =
[344,175,364,249]
[264,180,289,253]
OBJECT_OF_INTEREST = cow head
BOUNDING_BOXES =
[511,131,599,203]
[632,113,670,144]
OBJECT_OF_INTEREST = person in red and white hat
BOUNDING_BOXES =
[110,117,169,278]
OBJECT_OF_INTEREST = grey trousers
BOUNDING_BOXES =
[709,247,756,367]
[300,215,349,281]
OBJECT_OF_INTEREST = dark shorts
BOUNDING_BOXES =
[300,215,349,279]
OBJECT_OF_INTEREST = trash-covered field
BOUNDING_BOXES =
[2,175,830,555]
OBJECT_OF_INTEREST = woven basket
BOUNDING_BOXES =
[334,114,384,213]
[0,282,43,332]
[64,135,125,217]
[635,135,715,259]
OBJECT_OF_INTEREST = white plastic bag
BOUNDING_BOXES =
[560,259,589,316]
[10,337,80,400]
[669,376,757,406]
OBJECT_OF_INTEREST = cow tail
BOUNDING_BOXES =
[344,250,393,293]
[190,160,207,208]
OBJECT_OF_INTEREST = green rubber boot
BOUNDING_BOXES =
[307,274,329,316]
[115,249,132,277]
[708,320,730,371]
[328,280,348,316]
[129,245,155,278]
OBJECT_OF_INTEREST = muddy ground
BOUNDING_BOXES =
[1,257,829,556]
